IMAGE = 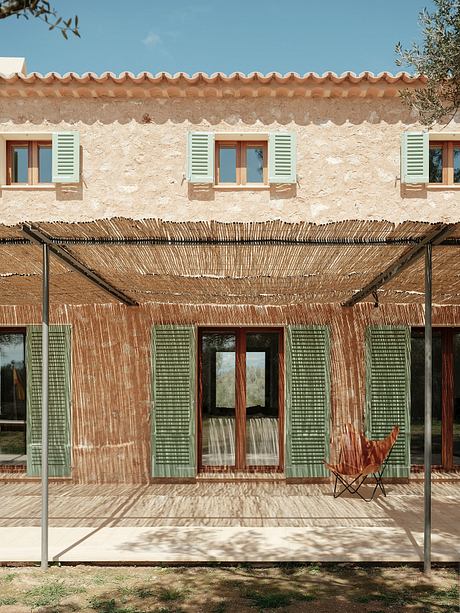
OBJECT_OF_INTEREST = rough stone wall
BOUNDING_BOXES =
[0,302,459,483]
[1,96,459,226]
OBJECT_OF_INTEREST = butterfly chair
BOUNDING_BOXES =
[324,424,399,502]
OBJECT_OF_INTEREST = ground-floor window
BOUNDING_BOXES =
[0,329,26,466]
[411,328,460,469]
[199,328,283,471]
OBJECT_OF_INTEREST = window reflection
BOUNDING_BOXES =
[38,145,52,183]
[454,147,460,183]
[201,333,236,466]
[246,333,279,466]
[246,146,264,183]
[12,146,29,183]
[453,334,460,465]
[0,332,26,465]
[219,147,237,183]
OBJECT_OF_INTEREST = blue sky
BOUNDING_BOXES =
[0,0,432,75]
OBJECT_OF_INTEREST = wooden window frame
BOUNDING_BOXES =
[197,327,284,473]
[215,141,268,187]
[429,141,460,185]
[6,140,52,185]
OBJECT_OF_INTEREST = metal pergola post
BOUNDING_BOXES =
[424,243,432,574]
[41,243,49,570]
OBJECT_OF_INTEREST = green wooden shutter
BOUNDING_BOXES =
[26,325,71,477]
[152,325,196,478]
[187,132,214,183]
[269,132,297,184]
[52,131,80,183]
[286,326,331,477]
[365,326,410,478]
[401,131,428,184]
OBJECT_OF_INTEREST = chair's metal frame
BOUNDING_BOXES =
[330,439,397,502]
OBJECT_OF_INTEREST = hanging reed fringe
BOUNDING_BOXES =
[1,297,459,483]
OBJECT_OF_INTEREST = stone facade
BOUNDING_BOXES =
[0,91,459,226]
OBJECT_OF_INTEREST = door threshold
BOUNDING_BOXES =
[197,472,285,481]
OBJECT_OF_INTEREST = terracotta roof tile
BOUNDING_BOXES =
[0,71,425,98]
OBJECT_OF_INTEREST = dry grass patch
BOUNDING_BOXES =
[0,564,457,612]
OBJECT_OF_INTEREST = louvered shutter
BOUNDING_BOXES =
[365,326,410,478]
[401,131,428,184]
[286,326,331,477]
[187,132,214,183]
[26,325,71,477]
[152,325,196,478]
[269,132,296,184]
[52,131,80,183]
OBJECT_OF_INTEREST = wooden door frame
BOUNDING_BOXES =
[197,327,284,473]
[411,326,459,471]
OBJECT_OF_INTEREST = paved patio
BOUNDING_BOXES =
[0,480,458,563]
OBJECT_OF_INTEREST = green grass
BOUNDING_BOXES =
[157,587,186,602]
[0,596,18,606]
[0,572,16,583]
[22,580,83,608]
[210,603,227,613]
[89,597,146,613]
[243,589,295,609]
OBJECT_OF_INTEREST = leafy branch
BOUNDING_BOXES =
[0,0,80,39]
[396,0,460,127]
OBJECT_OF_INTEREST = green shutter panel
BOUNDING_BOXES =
[286,326,331,477]
[187,132,214,183]
[52,131,80,183]
[269,132,297,184]
[26,325,71,477]
[401,131,428,184]
[365,326,410,478]
[152,325,196,478]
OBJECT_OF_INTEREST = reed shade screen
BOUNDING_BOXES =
[0,218,459,306]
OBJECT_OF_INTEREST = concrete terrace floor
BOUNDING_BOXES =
[0,480,458,563]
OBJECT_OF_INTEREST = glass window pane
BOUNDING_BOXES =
[11,146,29,183]
[246,146,264,183]
[410,329,442,465]
[454,147,460,183]
[219,146,237,183]
[201,333,236,466]
[429,147,443,183]
[246,333,279,466]
[0,332,26,465]
[38,145,52,183]
[453,333,460,465]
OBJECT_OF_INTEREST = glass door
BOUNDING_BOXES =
[201,332,237,468]
[245,332,280,466]
[0,330,27,466]
[199,328,283,471]
[410,327,460,470]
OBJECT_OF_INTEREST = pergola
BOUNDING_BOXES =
[1,217,459,573]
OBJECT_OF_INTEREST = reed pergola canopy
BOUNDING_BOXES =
[0,218,458,307]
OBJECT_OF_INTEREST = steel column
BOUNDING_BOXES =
[41,243,49,570]
[424,243,432,574]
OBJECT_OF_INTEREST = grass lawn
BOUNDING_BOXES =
[0,564,458,613]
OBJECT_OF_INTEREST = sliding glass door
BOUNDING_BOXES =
[199,328,283,471]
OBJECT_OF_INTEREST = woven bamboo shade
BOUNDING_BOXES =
[0,218,458,306]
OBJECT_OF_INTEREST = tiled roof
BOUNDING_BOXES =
[0,71,425,98]
[0,70,424,84]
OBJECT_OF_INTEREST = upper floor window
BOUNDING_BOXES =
[429,141,460,185]
[187,132,296,186]
[216,141,267,186]
[7,141,52,185]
